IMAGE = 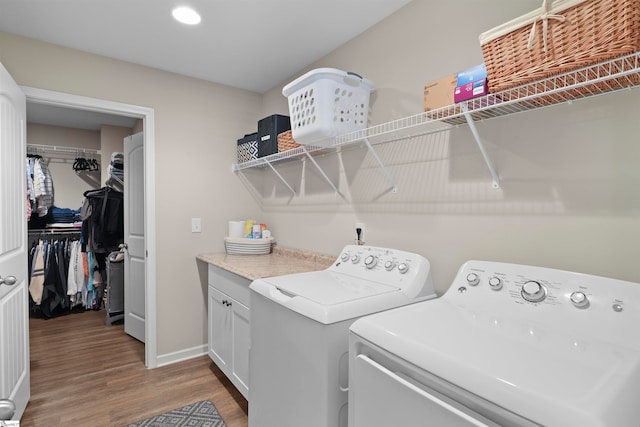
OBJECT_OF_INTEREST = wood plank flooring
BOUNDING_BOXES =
[21,309,248,427]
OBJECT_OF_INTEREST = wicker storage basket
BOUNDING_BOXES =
[277,130,301,152]
[480,0,640,93]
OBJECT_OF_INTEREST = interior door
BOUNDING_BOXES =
[124,132,145,342]
[0,62,30,419]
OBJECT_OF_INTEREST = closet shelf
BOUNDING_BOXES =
[233,52,640,189]
[27,143,100,158]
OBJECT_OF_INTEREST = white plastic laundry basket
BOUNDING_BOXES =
[282,68,375,147]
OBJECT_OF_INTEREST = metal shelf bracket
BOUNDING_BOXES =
[460,104,500,189]
[302,146,340,195]
[363,138,398,193]
[265,160,296,196]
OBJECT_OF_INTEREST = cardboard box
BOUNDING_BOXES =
[423,74,457,112]
[454,78,489,103]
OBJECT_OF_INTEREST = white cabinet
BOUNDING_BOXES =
[207,265,251,399]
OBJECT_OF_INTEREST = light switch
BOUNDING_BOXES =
[191,218,202,233]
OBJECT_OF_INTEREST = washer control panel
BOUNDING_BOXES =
[331,245,434,297]
[450,260,640,314]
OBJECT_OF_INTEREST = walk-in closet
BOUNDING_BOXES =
[25,116,136,324]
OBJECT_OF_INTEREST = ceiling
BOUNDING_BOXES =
[1,0,411,130]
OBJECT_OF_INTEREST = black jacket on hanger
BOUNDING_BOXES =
[81,187,124,253]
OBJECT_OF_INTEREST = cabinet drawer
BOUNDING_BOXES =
[208,265,251,307]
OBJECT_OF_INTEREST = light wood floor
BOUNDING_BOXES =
[21,309,248,427]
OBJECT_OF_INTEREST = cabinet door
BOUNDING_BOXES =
[208,286,231,370]
[231,299,250,399]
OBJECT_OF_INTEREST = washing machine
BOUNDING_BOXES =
[349,260,640,427]
[248,244,436,427]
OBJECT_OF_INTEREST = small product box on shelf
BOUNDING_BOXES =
[454,64,488,103]
[236,132,258,163]
[423,74,457,112]
[456,63,487,86]
[257,114,291,158]
[454,78,489,103]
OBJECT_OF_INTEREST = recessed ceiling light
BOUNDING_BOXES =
[172,6,201,25]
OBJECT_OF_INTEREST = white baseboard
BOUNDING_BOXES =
[155,344,208,367]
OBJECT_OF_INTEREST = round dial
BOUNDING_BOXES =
[341,253,350,262]
[384,260,395,271]
[397,263,409,274]
[570,291,589,308]
[350,254,360,264]
[364,255,378,269]
[521,280,547,303]
[488,276,503,291]
[466,273,480,286]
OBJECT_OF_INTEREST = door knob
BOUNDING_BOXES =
[0,276,16,287]
[119,243,128,251]
[0,398,16,420]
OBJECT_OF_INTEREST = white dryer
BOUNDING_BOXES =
[349,260,640,427]
[248,245,436,427]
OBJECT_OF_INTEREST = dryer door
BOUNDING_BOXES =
[351,354,499,427]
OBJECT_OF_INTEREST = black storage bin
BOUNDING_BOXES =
[257,114,290,157]
[237,132,258,163]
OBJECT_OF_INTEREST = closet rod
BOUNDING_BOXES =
[27,144,101,156]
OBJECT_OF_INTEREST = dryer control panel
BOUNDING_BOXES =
[450,260,640,316]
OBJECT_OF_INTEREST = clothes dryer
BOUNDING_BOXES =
[349,260,640,426]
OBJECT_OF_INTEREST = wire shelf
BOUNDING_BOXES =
[234,52,640,190]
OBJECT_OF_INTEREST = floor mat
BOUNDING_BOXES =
[125,400,226,427]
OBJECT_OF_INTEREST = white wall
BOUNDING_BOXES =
[257,0,640,292]
[0,31,264,357]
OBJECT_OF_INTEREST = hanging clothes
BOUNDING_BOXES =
[28,235,105,318]
[26,155,54,219]
[81,187,124,254]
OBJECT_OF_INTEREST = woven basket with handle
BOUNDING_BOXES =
[480,0,640,93]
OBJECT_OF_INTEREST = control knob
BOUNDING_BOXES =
[341,253,350,262]
[488,277,503,291]
[521,280,546,303]
[466,273,480,286]
[350,254,360,264]
[384,260,395,271]
[397,263,409,274]
[364,255,378,269]
[570,291,589,308]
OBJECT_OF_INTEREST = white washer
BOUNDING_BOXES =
[349,260,640,427]
[248,245,436,427]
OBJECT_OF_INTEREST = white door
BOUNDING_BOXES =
[0,62,30,419]
[124,132,145,342]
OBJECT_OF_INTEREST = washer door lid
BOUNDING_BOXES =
[252,271,405,324]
